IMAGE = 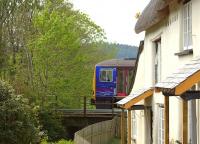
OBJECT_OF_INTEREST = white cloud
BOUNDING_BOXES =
[70,0,150,46]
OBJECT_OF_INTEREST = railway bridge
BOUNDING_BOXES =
[58,108,121,139]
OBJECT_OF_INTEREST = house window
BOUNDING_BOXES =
[99,69,113,82]
[183,0,192,50]
[132,111,137,140]
[155,40,161,83]
[158,106,164,144]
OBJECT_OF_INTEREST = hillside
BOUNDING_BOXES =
[114,44,138,59]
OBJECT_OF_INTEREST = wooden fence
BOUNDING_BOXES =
[74,116,120,144]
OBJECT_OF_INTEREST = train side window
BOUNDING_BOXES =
[99,69,113,82]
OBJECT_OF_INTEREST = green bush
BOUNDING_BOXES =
[56,139,73,144]
[0,80,41,144]
[41,138,74,144]
[39,109,66,141]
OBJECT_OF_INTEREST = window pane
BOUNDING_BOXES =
[183,1,192,49]
[184,34,187,49]
[99,69,113,82]
[184,20,187,33]
[132,112,137,138]
[188,2,192,47]
[188,18,192,32]
[158,107,164,144]
[184,5,187,19]
[107,70,113,82]
[188,2,192,17]
[188,32,192,46]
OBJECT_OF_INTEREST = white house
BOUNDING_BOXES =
[117,0,200,143]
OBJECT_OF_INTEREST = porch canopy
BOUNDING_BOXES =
[155,56,200,144]
[116,87,153,109]
[155,56,200,96]
[117,87,153,144]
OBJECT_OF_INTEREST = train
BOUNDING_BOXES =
[91,58,136,109]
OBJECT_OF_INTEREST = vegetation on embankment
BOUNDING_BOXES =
[0,80,40,143]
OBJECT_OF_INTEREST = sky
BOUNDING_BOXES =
[70,0,150,46]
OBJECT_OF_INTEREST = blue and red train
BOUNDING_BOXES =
[92,59,136,109]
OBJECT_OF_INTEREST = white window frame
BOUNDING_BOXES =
[158,106,164,144]
[183,1,192,50]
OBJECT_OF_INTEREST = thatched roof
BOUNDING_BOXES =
[135,0,173,34]
[96,59,136,67]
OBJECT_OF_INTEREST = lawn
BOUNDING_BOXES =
[108,137,120,144]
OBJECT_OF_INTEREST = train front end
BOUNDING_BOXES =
[92,59,136,109]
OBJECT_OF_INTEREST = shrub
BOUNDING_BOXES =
[0,80,41,144]
[39,109,66,141]
[41,138,74,144]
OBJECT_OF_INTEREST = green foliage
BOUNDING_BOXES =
[41,138,74,144]
[107,137,120,144]
[39,109,66,141]
[28,0,113,108]
[0,80,41,144]
[56,139,73,144]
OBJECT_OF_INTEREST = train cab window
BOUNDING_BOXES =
[99,69,113,82]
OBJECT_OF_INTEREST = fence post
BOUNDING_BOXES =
[91,125,93,144]
[112,97,114,117]
[83,96,86,117]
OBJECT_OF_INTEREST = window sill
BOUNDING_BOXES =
[174,49,193,56]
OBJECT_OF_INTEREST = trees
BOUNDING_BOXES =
[0,0,40,78]
[29,0,112,108]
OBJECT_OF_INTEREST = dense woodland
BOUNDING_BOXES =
[116,44,138,59]
[0,0,137,143]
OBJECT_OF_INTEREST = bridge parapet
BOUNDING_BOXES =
[57,109,121,118]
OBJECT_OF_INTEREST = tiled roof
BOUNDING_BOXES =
[155,56,200,95]
[156,57,200,89]
[116,87,153,109]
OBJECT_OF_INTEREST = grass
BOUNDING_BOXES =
[41,139,74,144]
[108,137,120,144]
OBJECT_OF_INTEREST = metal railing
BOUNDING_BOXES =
[57,97,121,117]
